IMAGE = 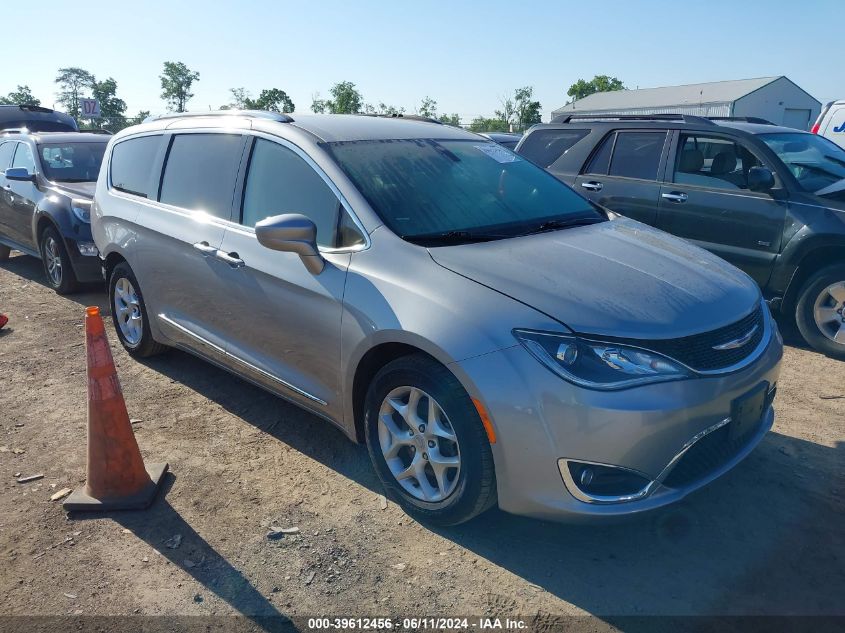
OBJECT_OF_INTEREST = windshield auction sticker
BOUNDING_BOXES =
[474,144,521,163]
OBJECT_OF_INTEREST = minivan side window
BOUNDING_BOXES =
[110,135,163,198]
[11,143,35,172]
[0,142,16,170]
[159,133,245,219]
[518,129,589,168]
[241,138,342,247]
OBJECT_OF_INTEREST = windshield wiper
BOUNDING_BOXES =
[402,230,512,245]
[519,215,604,236]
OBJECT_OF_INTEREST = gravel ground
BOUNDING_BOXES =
[1,252,843,629]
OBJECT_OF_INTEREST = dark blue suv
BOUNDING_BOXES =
[0,130,108,293]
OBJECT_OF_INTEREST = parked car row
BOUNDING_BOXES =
[516,113,845,359]
[3,108,784,526]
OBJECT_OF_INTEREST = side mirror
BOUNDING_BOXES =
[255,213,325,274]
[748,166,775,193]
[5,167,34,182]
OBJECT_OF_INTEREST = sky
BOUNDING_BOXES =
[2,0,842,123]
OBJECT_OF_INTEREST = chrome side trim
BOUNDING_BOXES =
[157,314,327,406]
[558,416,733,505]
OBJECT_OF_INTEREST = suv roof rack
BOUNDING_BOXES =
[0,104,55,114]
[1,127,30,134]
[707,116,775,125]
[361,113,443,124]
[143,110,294,124]
[552,113,714,125]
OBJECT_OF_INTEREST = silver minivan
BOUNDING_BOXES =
[92,111,783,525]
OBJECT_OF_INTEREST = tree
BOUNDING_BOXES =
[160,61,200,112]
[495,97,516,130]
[55,67,95,120]
[253,88,295,113]
[362,102,405,116]
[440,113,461,127]
[514,86,541,131]
[0,85,40,106]
[418,96,437,119]
[468,116,509,133]
[567,75,625,102]
[313,82,363,114]
[90,78,127,131]
[227,87,252,109]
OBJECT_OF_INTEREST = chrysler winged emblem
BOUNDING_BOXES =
[712,324,759,350]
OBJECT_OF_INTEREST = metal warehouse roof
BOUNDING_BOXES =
[553,76,782,115]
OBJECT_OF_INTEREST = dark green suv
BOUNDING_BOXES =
[517,114,845,358]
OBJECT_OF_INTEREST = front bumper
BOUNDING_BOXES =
[62,235,102,283]
[453,324,783,521]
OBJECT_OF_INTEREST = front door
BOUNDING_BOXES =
[215,136,353,416]
[5,142,38,249]
[573,129,669,226]
[656,131,787,287]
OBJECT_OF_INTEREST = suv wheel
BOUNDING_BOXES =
[363,354,497,526]
[40,227,78,294]
[108,261,168,358]
[795,264,845,359]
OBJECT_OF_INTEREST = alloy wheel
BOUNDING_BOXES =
[813,281,845,344]
[377,386,461,502]
[43,236,62,286]
[113,277,143,345]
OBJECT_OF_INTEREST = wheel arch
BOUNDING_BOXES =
[782,244,845,315]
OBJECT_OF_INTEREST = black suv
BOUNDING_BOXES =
[517,114,845,358]
[0,131,108,293]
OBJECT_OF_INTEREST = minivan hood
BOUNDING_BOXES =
[50,181,95,199]
[429,218,760,339]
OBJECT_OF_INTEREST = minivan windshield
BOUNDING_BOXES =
[325,138,602,244]
[760,132,845,197]
[38,141,107,182]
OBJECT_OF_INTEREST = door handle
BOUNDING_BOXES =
[215,250,245,268]
[661,192,688,203]
[192,241,218,256]
[580,181,603,192]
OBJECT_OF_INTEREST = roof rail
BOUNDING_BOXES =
[361,113,443,124]
[1,127,30,135]
[143,110,294,124]
[552,113,714,125]
[707,116,775,125]
[0,104,55,114]
[81,129,114,135]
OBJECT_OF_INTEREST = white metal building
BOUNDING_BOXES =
[552,76,821,130]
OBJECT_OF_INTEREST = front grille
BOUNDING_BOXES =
[599,304,765,372]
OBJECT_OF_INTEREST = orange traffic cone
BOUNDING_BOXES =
[64,306,168,512]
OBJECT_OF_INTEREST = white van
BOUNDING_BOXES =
[812,100,845,149]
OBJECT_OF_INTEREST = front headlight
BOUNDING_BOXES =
[71,198,91,223]
[513,329,692,390]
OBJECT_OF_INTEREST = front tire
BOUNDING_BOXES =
[795,264,845,359]
[40,227,78,294]
[108,261,168,358]
[363,354,497,526]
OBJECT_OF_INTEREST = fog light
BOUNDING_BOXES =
[77,242,99,257]
[556,342,578,365]
[579,467,594,486]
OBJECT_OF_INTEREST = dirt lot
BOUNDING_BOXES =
[1,252,844,629]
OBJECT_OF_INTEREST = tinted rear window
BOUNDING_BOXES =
[110,135,163,198]
[608,131,665,180]
[159,134,245,219]
[518,129,589,167]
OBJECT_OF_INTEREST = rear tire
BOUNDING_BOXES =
[108,261,168,358]
[363,354,497,526]
[39,227,78,294]
[795,264,845,359]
